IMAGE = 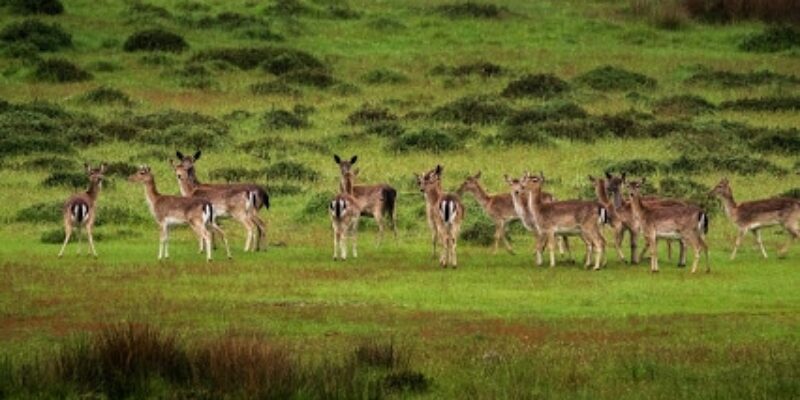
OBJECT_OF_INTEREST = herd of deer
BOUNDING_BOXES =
[58,152,800,273]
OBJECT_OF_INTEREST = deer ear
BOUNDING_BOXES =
[100,163,107,173]
[641,177,647,185]
[350,155,357,164]
[435,165,443,175]
[588,175,595,183]
[84,163,91,174]
[605,171,612,179]
[334,154,341,164]
[621,172,626,181]
[176,151,184,160]
[504,174,511,183]
[193,150,201,160]
[475,170,482,179]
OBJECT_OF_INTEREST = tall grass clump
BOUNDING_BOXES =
[389,128,463,153]
[5,0,64,15]
[501,73,569,98]
[575,65,657,91]
[33,58,92,83]
[685,67,800,87]
[0,18,71,51]
[430,95,511,125]
[739,26,800,52]
[123,29,188,53]
[436,2,508,19]
[78,86,133,106]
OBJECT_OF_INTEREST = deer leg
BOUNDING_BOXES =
[731,229,746,260]
[252,214,267,251]
[86,223,98,258]
[534,233,545,266]
[163,226,171,259]
[431,230,438,260]
[548,232,557,268]
[158,225,167,260]
[374,205,384,246]
[438,229,448,268]
[630,228,639,264]
[677,240,686,267]
[561,236,575,263]
[754,230,768,259]
[332,223,340,260]
[500,221,515,255]
[76,226,82,255]
[340,227,348,260]
[613,225,626,263]
[210,223,232,259]
[190,224,212,261]
[58,223,73,258]
[779,223,799,258]
[351,217,359,258]
[649,233,659,273]
[593,230,605,271]
[686,234,701,274]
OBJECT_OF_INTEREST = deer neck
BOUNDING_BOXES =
[423,184,443,206]
[142,179,161,205]
[465,183,491,210]
[717,190,738,219]
[86,180,101,202]
[341,173,355,196]
[611,188,624,210]
[509,189,536,231]
[594,180,611,207]
[629,192,645,221]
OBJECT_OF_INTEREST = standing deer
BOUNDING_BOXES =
[710,178,800,259]
[416,165,464,268]
[330,170,365,260]
[459,171,571,258]
[600,172,687,266]
[333,155,397,244]
[58,163,106,258]
[508,172,606,270]
[175,151,268,252]
[627,179,709,273]
[129,165,231,261]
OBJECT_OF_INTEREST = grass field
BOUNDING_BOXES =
[1,0,800,398]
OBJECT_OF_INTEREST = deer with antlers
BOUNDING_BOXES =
[627,179,709,273]
[58,163,106,258]
[458,171,571,257]
[416,165,464,268]
[710,178,800,259]
[507,172,607,270]
[330,170,366,260]
[599,172,688,266]
[174,151,268,252]
[129,165,231,261]
[333,155,397,244]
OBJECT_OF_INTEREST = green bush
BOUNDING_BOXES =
[685,67,800,87]
[123,29,188,53]
[501,73,569,98]
[129,110,229,148]
[208,167,263,182]
[658,176,717,214]
[436,2,507,18]
[364,121,405,138]
[719,96,800,112]
[652,94,715,116]
[279,68,335,88]
[99,122,141,141]
[192,47,324,71]
[491,125,552,146]
[739,26,800,53]
[262,107,310,130]
[574,65,657,91]
[19,156,76,171]
[0,18,71,51]
[41,171,86,188]
[347,104,397,125]
[602,159,663,176]
[440,61,503,78]
[15,201,62,223]
[250,81,301,96]
[264,160,319,181]
[389,128,462,153]
[505,102,587,126]
[749,128,800,154]
[361,68,408,84]
[103,162,137,178]
[666,154,787,175]
[261,50,325,75]
[79,86,133,106]
[33,58,92,82]
[6,0,64,15]
[430,95,511,125]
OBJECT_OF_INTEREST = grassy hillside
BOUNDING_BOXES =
[1,0,800,398]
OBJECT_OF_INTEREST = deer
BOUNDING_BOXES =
[129,165,231,261]
[174,151,268,252]
[710,178,800,260]
[333,155,397,244]
[627,179,709,273]
[330,170,366,260]
[415,165,464,268]
[600,172,687,266]
[58,163,106,258]
[458,171,572,258]
[508,172,607,270]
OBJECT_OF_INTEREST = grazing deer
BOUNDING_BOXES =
[508,172,607,270]
[416,165,464,268]
[600,172,687,266]
[129,165,231,261]
[460,171,572,258]
[58,163,106,258]
[627,179,709,273]
[333,155,397,244]
[175,151,269,252]
[330,170,366,260]
[710,178,800,259]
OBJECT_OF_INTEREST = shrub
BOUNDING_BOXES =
[126,1,172,20]
[346,104,397,125]
[575,65,657,91]
[266,183,302,196]
[366,16,406,32]
[130,110,229,148]
[264,160,319,181]
[749,128,800,154]
[262,108,310,130]
[364,121,405,138]
[501,73,569,98]
[739,26,800,53]
[449,61,503,78]
[192,47,324,71]
[719,96,800,112]
[666,154,787,175]
[266,0,312,17]
[540,119,605,142]
[652,94,715,116]
[99,122,140,141]
[250,80,301,96]
[208,167,262,182]
[14,201,61,223]
[279,68,335,88]
[505,102,587,126]
[102,162,137,178]
[6,0,64,15]
[3,41,40,59]
[781,188,800,199]
[685,68,800,87]
[460,214,499,246]
[41,171,86,188]
[298,190,335,219]
[19,156,75,171]
[603,159,663,176]
[0,18,71,51]
[684,0,800,24]
[436,2,507,18]
[658,176,716,213]
[89,61,122,72]
[389,128,462,153]
[79,86,133,106]
[430,95,512,125]
[123,29,188,53]
[491,125,551,146]
[384,370,430,394]
[361,68,408,85]
[33,58,92,82]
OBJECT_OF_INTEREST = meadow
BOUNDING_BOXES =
[1,0,800,398]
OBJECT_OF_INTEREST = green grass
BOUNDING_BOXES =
[1,0,800,397]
